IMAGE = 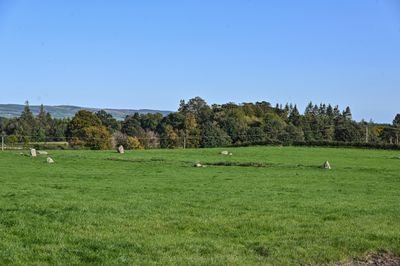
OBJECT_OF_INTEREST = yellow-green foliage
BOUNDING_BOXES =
[128,136,144,150]
[83,126,112,150]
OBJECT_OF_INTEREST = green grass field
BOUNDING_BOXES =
[0,147,399,265]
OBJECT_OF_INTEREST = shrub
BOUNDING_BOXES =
[83,126,112,150]
[5,135,18,146]
[112,132,144,150]
[112,131,129,148]
[128,136,144,150]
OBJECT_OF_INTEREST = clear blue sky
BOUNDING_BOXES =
[0,1,399,122]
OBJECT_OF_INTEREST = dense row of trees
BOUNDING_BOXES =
[1,98,399,149]
[0,102,69,145]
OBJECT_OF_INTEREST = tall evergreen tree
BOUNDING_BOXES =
[288,105,301,127]
[393,114,400,127]
[18,101,36,139]
[343,106,352,120]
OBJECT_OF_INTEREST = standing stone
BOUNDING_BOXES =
[47,157,55,164]
[323,161,331,170]
[30,148,37,157]
[117,145,125,154]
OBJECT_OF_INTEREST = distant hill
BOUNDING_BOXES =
[0,104,171,120]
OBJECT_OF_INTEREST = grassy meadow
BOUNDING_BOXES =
[0,146,399,265]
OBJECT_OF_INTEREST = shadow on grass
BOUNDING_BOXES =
[105,157,167,163]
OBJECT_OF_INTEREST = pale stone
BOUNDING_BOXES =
[117,145,125,154]
[220,151,229,155]
[30,149,37,157]
[323,161,331,169]
[47,157,55,164]
[37,151,48,155]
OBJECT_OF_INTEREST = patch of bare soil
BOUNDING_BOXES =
[329,252,400,266]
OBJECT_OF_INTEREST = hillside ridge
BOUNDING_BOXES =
[0,104,171,120]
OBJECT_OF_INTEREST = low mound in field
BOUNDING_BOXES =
[324,252,400,266]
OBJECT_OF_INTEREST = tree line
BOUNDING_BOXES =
[1,98,399,149]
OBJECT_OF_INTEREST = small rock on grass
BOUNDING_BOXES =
[117,145,125,154]
[47,157,55,164]
[30,148,37,157]
[323,161,331,170]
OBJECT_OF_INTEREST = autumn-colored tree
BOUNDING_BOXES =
[128,136,144,150]
[83,126,112,150]
[183,113,200,148]
[66,110,102,147]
